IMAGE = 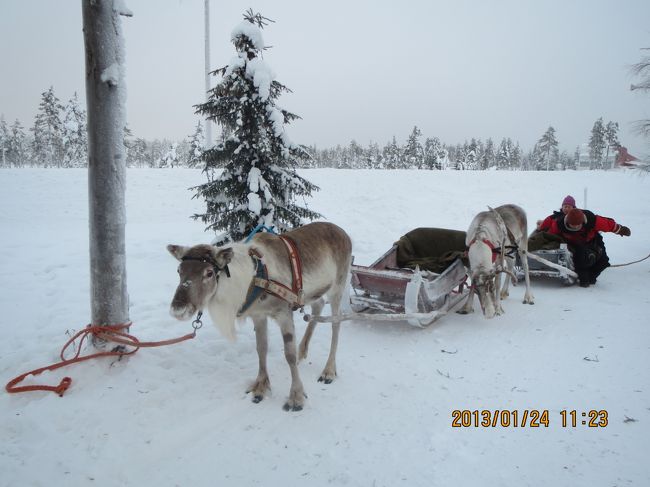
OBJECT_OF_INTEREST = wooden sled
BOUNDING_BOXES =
[347,228,470,327]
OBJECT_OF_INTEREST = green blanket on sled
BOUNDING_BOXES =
[527,230,567,251]
[395,227,468,274]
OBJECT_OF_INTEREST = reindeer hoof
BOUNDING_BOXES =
[252,395,264,403]
[283,403,303,412]
[318,369,336,384]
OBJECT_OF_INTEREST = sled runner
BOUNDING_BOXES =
[348,228,470,327]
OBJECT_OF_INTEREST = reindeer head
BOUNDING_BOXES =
[467,239,498,319]
[167,244,234,321]
[472,269,498,319]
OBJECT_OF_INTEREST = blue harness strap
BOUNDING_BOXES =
[244,224,277,243]
[238,251,268,316]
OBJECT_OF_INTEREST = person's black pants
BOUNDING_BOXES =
[570,234,610,284]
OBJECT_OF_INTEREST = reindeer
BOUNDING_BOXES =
[167,222,352,412]
[458,204,534,318]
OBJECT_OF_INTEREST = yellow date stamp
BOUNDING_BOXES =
[451,409,608,428]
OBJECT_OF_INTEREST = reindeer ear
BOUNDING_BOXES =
[167,244,190,261]
[213,247,234,269]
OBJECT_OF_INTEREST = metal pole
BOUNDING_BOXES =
[204,0,213,147]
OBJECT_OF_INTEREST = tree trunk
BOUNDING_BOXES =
[82,0,130,328]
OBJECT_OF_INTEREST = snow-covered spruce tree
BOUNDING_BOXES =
[63,92,88,167]
[423,137,444,170]
[159,142,179,168]
[382,136,403,169]
[193,11,321,242]
[537,126,558,171]
[31,86,65,167]
[604,121,619,169]
[186,120,204,167]
[403,126,423,168]
[0,116,8,167]
[588,118,606,169]
[7,119,27,167]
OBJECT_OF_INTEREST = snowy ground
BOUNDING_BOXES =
[1,168,649,487]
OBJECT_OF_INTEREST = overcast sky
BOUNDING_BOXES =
[1,0,649,154]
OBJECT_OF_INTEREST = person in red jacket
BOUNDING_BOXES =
[536,195,576,231]
[545,207,631,287]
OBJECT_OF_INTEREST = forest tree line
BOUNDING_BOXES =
[1,86,621,171]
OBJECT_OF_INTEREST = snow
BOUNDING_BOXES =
[246,57,275,101]
[100,63,119,87]
[224,55,245,78]
[231,21,265,51]
[247,191,262,215]
[1,168,649,486]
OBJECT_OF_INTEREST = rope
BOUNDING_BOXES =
[609,252,650,268]
[5,318,201,397]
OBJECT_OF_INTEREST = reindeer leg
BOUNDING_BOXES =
[299,298,324,361]
[318,294,342,384]
[278,310,306,412]
[519,249,535,304]
[500,257,513,299]
[247,317,271,403]
[457,285,475,314]
[494,272,504,315]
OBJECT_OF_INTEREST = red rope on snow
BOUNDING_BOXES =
[5,321,198,397]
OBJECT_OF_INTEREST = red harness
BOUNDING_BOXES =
[468,238,500,263]
[240,235,305,314]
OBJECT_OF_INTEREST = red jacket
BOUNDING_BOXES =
[544,209,620,247]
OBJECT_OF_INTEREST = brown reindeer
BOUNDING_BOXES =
[167,222,352,411]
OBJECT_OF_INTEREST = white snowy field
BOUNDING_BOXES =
[1,168,649,487]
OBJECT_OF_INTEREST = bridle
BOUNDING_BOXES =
[180,255,231,278]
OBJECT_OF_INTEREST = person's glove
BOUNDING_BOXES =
[616,225,631,237]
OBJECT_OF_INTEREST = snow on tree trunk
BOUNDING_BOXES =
[82,0,131,327]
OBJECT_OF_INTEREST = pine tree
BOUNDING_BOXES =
[382,136,402,169]
[604,121,619,169]
[194,10,321,242]
[464,138,479,170]
[186,120,205,167]
[62,92,88,167]
[348,140,364,169]
[511,141,522,170]
[571,146,580,170]
[128,137,148,167]
[159,142,179,168]
[480,138,495,170]
[6,119,27,167]
[423,137,444,169]
[496,138,510,169]
[366,141,381,169]
[588,118,606,169]
[403,126,423,168]
[0,116,8,167]
[537,126,559,171]
[31,86,65,167]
